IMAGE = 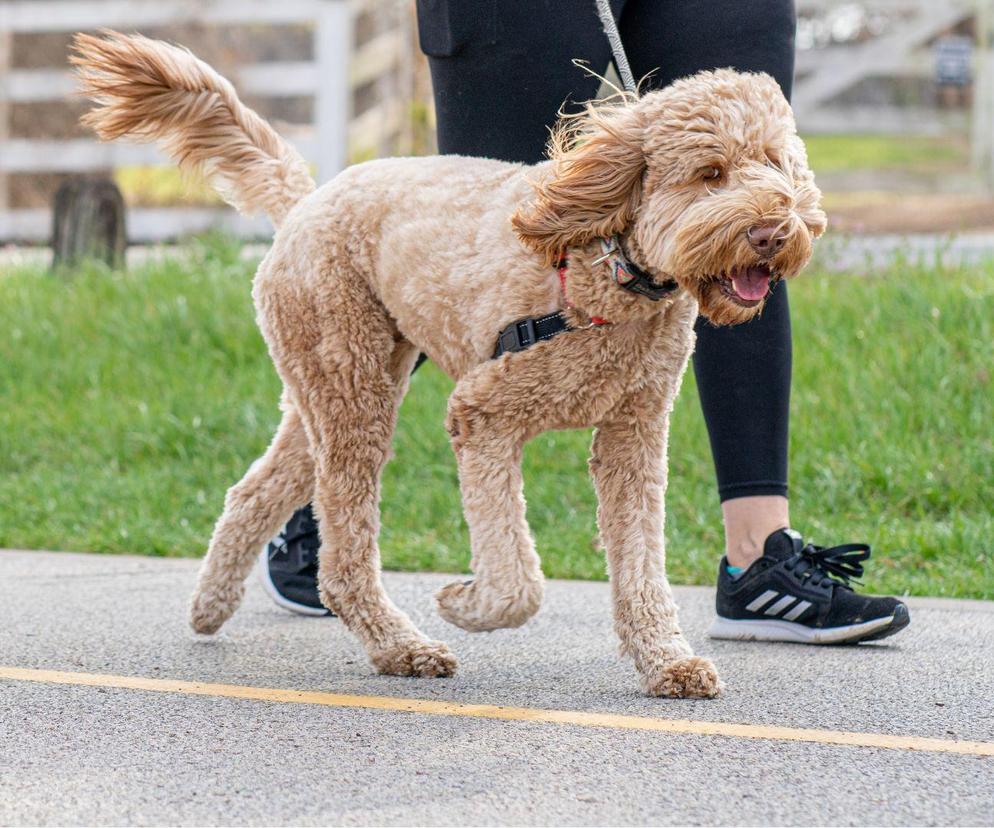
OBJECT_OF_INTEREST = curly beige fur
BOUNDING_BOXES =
[74,32,826,698]
[72,31,314,227]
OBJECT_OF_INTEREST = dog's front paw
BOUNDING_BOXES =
[642,656,722,699]
[436,577,542,632]
[189,584,243,635]
[370,638,457,678]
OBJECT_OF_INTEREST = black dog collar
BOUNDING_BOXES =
[594,236,679,301]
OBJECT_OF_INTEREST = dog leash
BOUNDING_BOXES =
[594,0,637,94]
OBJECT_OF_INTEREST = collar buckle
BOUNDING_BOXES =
[496,317,537,356]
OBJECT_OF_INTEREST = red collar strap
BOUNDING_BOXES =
[557,255,609,326]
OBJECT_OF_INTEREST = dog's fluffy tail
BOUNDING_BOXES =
[72,31,315,228]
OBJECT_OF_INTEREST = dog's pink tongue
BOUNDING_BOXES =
[731,267,771,301]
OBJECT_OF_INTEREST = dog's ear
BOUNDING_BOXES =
[512,103,645,265]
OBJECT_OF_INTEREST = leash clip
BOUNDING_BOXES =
[591,237,619,267]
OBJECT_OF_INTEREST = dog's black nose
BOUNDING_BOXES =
[747,224,786,256]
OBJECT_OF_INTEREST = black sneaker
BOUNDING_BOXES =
[709,528,910,644]
[258,504,332,617]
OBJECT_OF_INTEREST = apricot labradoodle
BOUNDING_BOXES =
[74,31,825,698]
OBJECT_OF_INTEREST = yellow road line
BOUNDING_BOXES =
[2,665,991,757]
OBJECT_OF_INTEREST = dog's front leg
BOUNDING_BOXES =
[435,389,543,632]
[590,392,721,699]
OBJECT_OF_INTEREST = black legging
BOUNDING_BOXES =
[417,0,795,501]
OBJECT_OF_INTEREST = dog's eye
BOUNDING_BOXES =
[701,166,723,182]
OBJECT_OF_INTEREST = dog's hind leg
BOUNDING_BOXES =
[189,402,314,634]
[259,262,456,678]
[589,387,721,699]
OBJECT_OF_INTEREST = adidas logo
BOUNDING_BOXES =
[745,589,812,621]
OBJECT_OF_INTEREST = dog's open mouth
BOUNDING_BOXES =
[717,264,773,307]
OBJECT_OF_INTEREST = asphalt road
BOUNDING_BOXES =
[1,550,992,826]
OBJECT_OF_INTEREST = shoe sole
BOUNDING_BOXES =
[256,547,331,617]
[708,604,910,645]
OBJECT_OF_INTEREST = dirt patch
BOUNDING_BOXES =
[824,192,994,234]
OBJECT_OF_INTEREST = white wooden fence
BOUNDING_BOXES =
[0,0,414,242]
[794,0,975,134]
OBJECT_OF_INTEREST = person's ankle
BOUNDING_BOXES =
[725,526,786,571]
[721,495,790,570]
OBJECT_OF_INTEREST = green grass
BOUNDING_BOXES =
[114,166,222,208]
[1,236,991,598]
[803,133,968,174]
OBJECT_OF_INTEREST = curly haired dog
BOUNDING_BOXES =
[73,31,825,698]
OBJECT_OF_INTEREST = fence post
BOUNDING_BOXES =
[51,177,127,271]
[314,0,352,185]
[0,26,10,215]
[972,0,994,191]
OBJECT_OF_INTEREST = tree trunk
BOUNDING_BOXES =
[51,177,127,271]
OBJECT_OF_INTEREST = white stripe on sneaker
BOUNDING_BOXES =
[783,600,812,621]
[745,589,779,612]
[765,595,797,617]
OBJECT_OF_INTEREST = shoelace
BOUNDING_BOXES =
[784,542,870,589]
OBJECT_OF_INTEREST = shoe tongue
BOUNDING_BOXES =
[763,528,804,561]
